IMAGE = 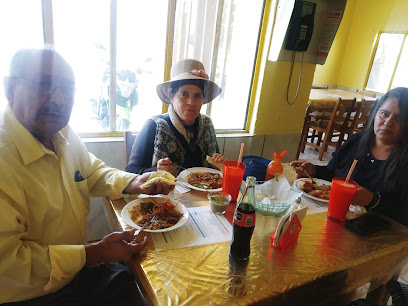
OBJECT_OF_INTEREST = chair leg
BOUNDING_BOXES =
[336,131,346,150]
[296,127,307,159]
[319,133,331,161]
[311,130,317,143]
[316,132,323,148]
[300,127,309,154]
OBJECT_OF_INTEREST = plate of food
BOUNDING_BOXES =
[177,167,223,192]
[121,197,189,233]
[293,178,332,203]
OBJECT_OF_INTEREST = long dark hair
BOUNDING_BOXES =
[354,87,408,191]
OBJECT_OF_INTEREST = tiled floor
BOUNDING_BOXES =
[299,142,408,305]
[298,143,334,166]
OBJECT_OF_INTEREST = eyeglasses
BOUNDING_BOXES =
[14,77,75,99]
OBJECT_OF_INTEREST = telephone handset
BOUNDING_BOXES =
[285,0,316,52]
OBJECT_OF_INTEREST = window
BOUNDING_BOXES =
[172,0,264,130]
[53,0,168,132]
[2,0,265,133]
[365,32,408,94]
[0,0,43,109]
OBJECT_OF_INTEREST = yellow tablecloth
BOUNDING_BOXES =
[103,166,408,305]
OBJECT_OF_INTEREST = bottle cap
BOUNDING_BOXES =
[274,150,287,159]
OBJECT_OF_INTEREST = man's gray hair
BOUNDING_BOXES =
[9,47,69,78]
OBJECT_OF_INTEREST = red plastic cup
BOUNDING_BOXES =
[327,177,358,221]
[222,160,246,202]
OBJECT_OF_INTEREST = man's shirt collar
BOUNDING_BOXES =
[4,106,69,165]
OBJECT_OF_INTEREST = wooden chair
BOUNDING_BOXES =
[124,131,137,166]
[298,98,356,161]
[296,100,336,159]
[330,98,361,148]
[330,98,378,147]
[352,98,378,133]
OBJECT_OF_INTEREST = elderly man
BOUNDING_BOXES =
[0,48,171,305]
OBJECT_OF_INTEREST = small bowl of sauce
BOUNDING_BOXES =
[208,192,232,214]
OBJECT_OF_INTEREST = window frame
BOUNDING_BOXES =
[40,0,262,137]
[364,31,408,94]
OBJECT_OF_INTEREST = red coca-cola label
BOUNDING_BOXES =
[233,211,256,227]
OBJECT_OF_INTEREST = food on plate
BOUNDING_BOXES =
[206,155,223,171]
[301,180,331,200]
[187,172,222,189]
[128,198,183,230]
[140,171,177,189]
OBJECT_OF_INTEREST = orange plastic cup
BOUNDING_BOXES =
[222,160,246,202]
[327,177,358,221]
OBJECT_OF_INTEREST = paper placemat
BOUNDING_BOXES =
[150,206,232,251]
[300,195,328,215]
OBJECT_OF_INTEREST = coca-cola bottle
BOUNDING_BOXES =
[229,176,256,260]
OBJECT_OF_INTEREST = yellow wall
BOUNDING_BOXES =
[249,0,408,136]
[252,61,315,134]
[248,0,316,136]
[314,0,408,90]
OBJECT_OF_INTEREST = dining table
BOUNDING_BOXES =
[103,165,408,305]
[309,88,377,103]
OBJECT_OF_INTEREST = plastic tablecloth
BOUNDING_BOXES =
[105,190,408,305]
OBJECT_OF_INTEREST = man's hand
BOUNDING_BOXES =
[289,161,316,179]
[124,172,174,195]
[157,157,178,174]
[85,229,147,266]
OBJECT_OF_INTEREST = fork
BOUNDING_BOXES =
[295,165,315,184]
[134,215,160,236]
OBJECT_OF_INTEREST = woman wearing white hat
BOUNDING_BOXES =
[126,59,225,175]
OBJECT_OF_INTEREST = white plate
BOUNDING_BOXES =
[293,178,332,203]
[121,197,189,233]
[177,167,223,192]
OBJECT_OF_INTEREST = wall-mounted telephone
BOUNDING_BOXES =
[284,0,316,52]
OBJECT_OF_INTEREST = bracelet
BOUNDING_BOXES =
[367,192,381,209]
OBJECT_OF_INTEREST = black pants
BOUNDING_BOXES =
[3,263,146,306]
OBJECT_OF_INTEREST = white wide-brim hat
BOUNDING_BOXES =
[156,59,222,104]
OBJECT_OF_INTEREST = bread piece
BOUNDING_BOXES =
[206,155,224,171]
[140,171,177,188]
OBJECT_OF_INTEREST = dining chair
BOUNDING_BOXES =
[330,98,378,148]
[124,131,137,166]
[297,98,356,161]
[351,98,378,133]
[296,100,336,160]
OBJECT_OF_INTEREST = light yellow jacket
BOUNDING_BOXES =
[0,106,137,303]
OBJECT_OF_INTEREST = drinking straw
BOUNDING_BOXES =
[237,143,244,165]
[345,159,358,182]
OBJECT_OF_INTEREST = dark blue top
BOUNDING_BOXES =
[126,113,219,174]
[315,133,408,226]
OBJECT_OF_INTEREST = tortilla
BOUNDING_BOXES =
[206,155,223,171]
[140,171,177,188]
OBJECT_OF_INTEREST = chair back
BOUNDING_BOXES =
[124,131,137,166]
[328,98,357,133]
[352,99,378,133]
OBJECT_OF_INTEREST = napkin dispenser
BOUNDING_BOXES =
[270,203,307,249]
